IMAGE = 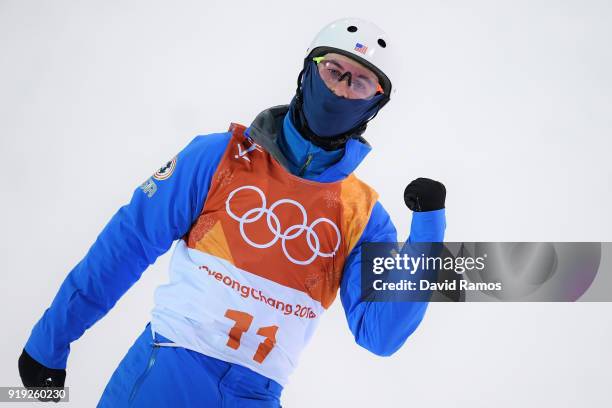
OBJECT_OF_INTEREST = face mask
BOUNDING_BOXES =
[300,61,383,137]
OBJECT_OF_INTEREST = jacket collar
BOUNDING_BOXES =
[245,105,372,183]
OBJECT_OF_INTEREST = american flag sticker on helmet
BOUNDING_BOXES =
[354,43,368,54]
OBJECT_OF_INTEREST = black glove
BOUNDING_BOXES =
[404,177,446,212]
[18,349,66,402]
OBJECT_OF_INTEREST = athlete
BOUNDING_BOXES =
[18,18,446,407]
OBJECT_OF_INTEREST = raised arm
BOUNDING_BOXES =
[340,179,446,356]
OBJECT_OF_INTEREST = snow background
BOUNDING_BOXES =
[1,0,611,406]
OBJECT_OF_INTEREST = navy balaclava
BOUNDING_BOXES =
[290,59,385,149]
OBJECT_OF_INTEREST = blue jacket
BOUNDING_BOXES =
[25,106,446,369]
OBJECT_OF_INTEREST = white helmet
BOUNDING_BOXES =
[306,17,396,99]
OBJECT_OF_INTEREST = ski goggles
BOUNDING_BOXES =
[314,55,384,100]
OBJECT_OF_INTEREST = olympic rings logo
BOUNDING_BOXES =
[225,185,341,266]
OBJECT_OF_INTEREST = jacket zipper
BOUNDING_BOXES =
[128,344,160,404]
[298,154,313,177]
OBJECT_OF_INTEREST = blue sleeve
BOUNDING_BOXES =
[339,202,446,356]
[24,132,231,369]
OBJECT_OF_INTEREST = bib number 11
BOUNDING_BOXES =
[224,309,278,363]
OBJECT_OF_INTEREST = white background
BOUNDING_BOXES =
[1,0,611,406]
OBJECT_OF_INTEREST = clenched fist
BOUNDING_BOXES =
[403,178,446,212]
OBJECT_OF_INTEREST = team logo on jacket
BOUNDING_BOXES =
[225,185,341,265]
[153,156,177,180]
